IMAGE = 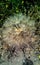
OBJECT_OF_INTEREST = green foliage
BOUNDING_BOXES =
[0,0,40,28]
